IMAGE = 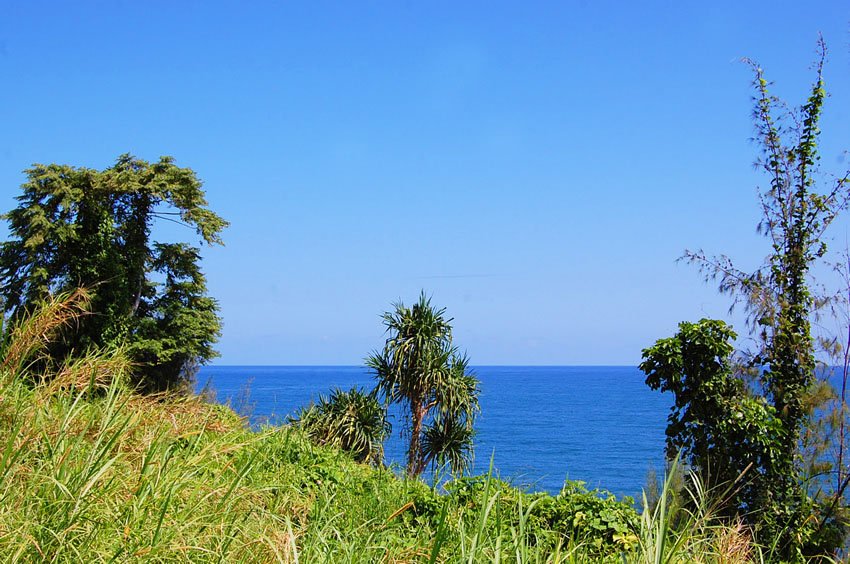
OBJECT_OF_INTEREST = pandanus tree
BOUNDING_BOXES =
[367,292,479,477]
[291,386,390,466]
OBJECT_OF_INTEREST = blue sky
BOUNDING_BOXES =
[1,1,849,365]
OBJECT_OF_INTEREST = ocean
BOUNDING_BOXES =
[198,365,672,500]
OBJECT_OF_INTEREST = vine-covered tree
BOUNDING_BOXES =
[367,292,479,477]
[0,154,227,392]
[645,39,850,559]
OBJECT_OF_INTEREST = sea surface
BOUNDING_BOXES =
[197,366,671,500]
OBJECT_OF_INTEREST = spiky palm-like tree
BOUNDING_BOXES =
[367,292,479,477]
[291,386,389,465]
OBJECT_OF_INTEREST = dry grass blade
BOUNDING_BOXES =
[1,288,91,377]
[42,349,132,395]
[386,501,415,523]
[713,519,754,564]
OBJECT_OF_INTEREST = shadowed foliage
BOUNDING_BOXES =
[659,39,850,559]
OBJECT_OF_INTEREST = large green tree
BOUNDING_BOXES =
[0,154,227,392]
[367,292,479,477]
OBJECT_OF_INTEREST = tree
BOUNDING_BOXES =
[652,39,850,558]
[640,319,782,520]
[0,154,227,392]
[291,387,390,466]
[367,292,479,477]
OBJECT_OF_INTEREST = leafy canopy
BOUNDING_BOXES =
[0,154,227,392]
[640,319,782,519]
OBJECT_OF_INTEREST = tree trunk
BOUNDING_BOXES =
[407,400,426,478]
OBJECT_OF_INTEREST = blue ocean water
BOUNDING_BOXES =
[197,365,671,499]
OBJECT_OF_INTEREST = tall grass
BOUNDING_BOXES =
[0,358,441,560]
[0,288,92,380]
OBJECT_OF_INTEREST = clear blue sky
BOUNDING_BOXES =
[1,1,849,365]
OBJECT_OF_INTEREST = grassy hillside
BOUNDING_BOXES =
[0,368,775,562]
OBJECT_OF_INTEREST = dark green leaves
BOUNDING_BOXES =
[290,387,390,466]
[0,154,227,392]
[640,319,780,520]
[666,39,850,559]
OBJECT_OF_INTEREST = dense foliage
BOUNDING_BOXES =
[445,476,640,557]
[290,386,390,465]
[0,154,227,392]
[367,292,480,477]
[640,320,781,520]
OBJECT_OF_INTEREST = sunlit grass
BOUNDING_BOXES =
[0,366,795,562]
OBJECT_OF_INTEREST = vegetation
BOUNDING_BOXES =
[289,386,389,465]
[640,319,780,522]
[0,154,227,392]
[367,292,480,477]
[0,293,774,563]
[642,39,850,560]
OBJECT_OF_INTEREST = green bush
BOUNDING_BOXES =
[444,475,639,558]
